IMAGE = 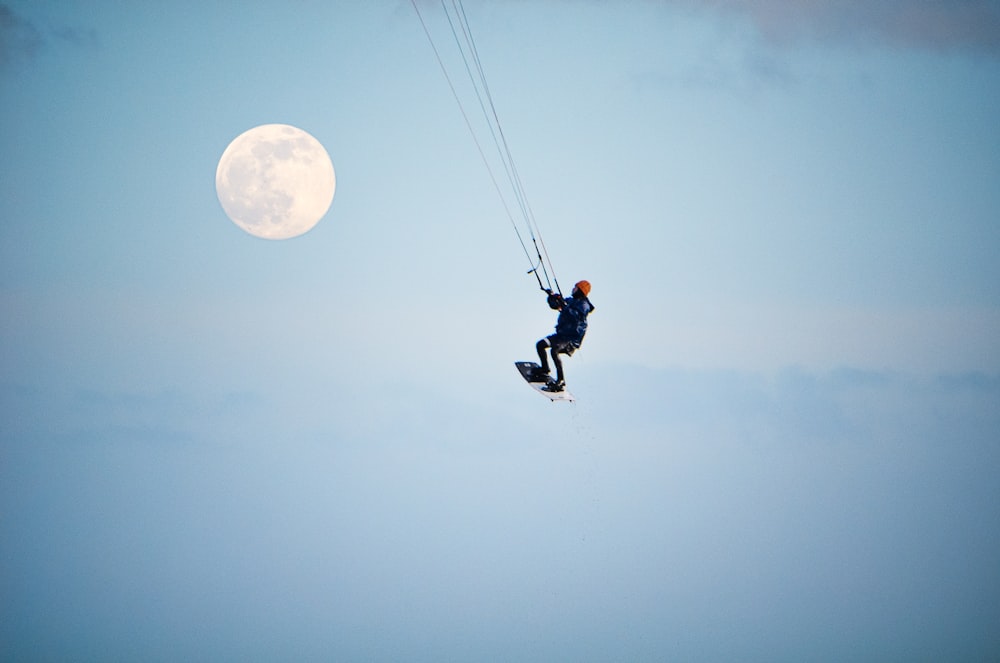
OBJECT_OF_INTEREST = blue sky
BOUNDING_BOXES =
[2,1,999,660]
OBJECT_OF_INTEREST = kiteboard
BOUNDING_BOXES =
[515,361,575,402]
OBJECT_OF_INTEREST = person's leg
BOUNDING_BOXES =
[536,338,551,373]
[551,347,565,385]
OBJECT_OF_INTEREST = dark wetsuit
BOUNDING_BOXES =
[536,291,594,384]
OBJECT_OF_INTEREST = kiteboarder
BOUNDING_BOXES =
[534,280,594,391]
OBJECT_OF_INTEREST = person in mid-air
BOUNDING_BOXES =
[534,280,595,391]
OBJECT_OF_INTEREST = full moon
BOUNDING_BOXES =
[215,124,336,240]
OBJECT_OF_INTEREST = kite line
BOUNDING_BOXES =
[410,0,562,296]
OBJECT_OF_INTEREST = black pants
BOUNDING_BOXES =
[536,335,576,383]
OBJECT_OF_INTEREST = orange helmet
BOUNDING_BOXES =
[574,280,591,297]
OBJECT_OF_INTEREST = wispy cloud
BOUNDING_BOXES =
[51,23,99,51]
[671,0,1000,56]
[0,3,42,67]
[0,2,97,70]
